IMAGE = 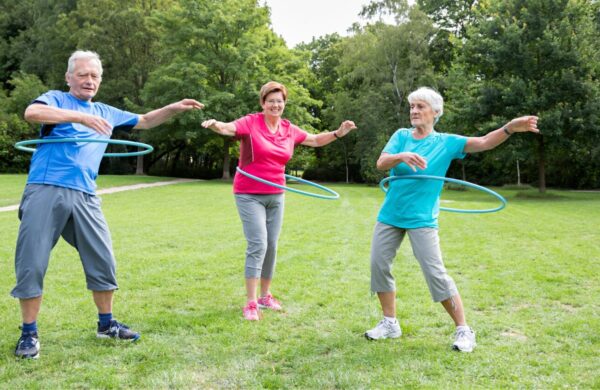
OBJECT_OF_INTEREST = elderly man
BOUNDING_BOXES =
[12,50,204,359]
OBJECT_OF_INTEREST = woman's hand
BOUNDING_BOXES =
[377,152,427,171]
[506,116,539,134]
[336,120,357,137]
[201,119,219,131]
[398,152,427,172]
[202,119,236,136]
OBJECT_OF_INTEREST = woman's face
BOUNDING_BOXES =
[410,99,436,127]
[261,91,286,118]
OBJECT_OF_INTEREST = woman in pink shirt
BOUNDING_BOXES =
[202,81,356,320]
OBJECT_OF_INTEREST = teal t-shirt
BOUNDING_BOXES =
[377,128,467,229]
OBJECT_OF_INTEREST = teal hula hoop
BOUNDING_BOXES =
[380,175,507,213]
[236,167,339,200]
[15,138,154,157]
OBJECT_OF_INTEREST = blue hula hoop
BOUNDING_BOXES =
[14,138,154,157]
[380,175,507,214]
[236,167,339,200]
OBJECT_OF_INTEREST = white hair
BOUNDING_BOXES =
[67,50,103,75]
[408,87,444,123]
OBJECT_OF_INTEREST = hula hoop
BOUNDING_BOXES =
[236,167,339,200]
[14,138,153,157]
[380,175,506,213]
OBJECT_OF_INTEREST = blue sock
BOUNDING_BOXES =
[22,321,37,335]
[98,313,113,327]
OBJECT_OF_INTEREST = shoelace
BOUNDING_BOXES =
[110,321,130,332]
[264,295,279,306]
[455,329,471,341]
[19,334,38,349]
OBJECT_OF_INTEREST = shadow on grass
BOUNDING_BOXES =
[514,191,567,200]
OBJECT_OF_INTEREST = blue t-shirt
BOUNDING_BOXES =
[378,128,467,229]
[27,90,139,194]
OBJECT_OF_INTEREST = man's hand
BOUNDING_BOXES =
[80,113,113,135]
[170,99,205,113]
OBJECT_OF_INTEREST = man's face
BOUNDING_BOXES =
[65,59,102,102]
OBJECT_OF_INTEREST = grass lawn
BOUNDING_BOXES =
[0,175,598,388]
[0,174,174,207]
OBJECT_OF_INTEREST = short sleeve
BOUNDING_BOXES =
[382,129,409,154]
[290,124,308,145]
[445,134,468,159]
[93,102,139,130]
[108,106,139,129]
[234,114,253,137]
[32,90,64,107]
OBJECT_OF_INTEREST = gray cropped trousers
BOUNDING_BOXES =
[234,193,285,279]
[370,221,458,302]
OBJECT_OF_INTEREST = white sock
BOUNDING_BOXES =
[384,316,397,324]
[456,325,470,332]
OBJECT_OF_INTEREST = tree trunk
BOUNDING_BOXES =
[461,160,466,181]
[537,136,546,193]
[170,147,183,177]
[516,159,521,186]
[135,154,144,175]
[222,138,231,180]
[342,139,349,183]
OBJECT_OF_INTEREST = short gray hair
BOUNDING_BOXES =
[67,50,103,75]
[408,87,444,122]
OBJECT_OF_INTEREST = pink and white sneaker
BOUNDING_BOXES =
[243,301,260,321]
[257,293,282,311]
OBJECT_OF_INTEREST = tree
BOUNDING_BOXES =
[453,0,600,191]
[329,4,437,182]
[0,73,47,172]
[142,0,317,179]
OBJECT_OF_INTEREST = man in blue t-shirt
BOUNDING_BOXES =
[364,87,539,353]
[13,50,204,359]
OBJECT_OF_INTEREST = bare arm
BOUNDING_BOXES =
[24,104,113,135]
[464,115,539,153]
[301,120,357,147]
[377,152,428,172]
[201,119,237,136]
[134,99,204,129]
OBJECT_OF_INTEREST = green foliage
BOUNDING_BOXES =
[141,0,318,177]
[0,0,599,188]
[324,6,437,182]
[450,0,600,189]
[0,73,47,171]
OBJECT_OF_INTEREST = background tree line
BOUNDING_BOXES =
[1,0,598,190]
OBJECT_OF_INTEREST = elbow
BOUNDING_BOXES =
[136,116,149,130]
[23,106,37,123]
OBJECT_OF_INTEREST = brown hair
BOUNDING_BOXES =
[259,81,288,105]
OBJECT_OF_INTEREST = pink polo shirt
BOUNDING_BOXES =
[233,112,308,194]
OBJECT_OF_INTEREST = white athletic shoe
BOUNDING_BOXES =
[365,319,402,340]
[452,326,476,352]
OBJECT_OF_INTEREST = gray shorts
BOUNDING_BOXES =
[370,221,458,302]
[11,184,118,299]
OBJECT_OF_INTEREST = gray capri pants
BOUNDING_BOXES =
[11,184,118,299]
[234,193,285,279]
[370,221,458,302]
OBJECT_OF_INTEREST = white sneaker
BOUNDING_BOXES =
[452,326,476,352]
[365,319,402,340]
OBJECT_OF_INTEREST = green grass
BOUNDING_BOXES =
[0,175,599,388]
[0,174,174,206]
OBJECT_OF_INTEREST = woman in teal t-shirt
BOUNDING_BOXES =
[365,87,539,353]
